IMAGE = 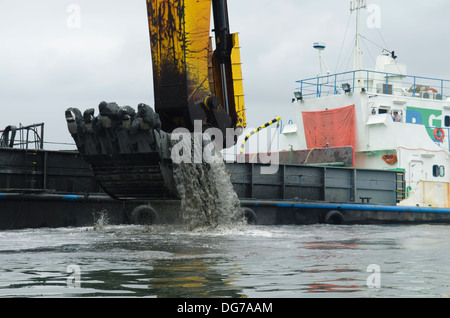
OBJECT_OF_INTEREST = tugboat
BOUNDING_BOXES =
[279,0,450,209]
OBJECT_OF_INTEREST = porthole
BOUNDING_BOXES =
[432,165,445,177]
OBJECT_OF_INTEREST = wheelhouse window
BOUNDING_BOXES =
[444,115,450,127]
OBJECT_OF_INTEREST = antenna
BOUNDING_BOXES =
[350,0,367,71]
[350,0,367,12]
[313,42,330,77]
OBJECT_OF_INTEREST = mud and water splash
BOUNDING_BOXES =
[92,210,109,231]
[171,133,244,230]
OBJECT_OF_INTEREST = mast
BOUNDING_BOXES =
[350,0,366,71]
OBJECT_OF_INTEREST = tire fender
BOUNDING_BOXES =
[324,210,345,225]
[242,207,257,225]
[131,205,159,225]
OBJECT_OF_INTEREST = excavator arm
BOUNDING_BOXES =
[65,0,246,200]
[148,0,245,136]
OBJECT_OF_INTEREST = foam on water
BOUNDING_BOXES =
[171,133,244,230]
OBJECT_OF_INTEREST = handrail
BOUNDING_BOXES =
[0,123,44,150]
[296,69,450,100]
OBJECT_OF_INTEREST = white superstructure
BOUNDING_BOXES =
[279,2,450,208]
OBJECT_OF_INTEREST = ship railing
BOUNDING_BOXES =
[296,70,450,101]
[0,123,44,150]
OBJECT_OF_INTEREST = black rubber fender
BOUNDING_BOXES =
[242,207,257,225]
[324,210,345,225]
[131,205,159,225]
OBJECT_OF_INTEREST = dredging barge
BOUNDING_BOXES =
[1,123,449,230]
[2,0,450,229]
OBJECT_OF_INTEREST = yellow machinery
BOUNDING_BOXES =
[65,0,247,200]
[148,0,246,135]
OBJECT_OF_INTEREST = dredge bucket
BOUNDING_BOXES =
[65,102,178,200]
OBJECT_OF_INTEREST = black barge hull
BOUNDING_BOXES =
[1,147,450,229]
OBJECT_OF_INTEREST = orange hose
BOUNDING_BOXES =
[382,154,398,165]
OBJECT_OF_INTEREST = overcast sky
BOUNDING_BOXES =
[0,0,449,150]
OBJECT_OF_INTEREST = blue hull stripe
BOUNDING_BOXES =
[239,200,450,215]
[276,202,450,214]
